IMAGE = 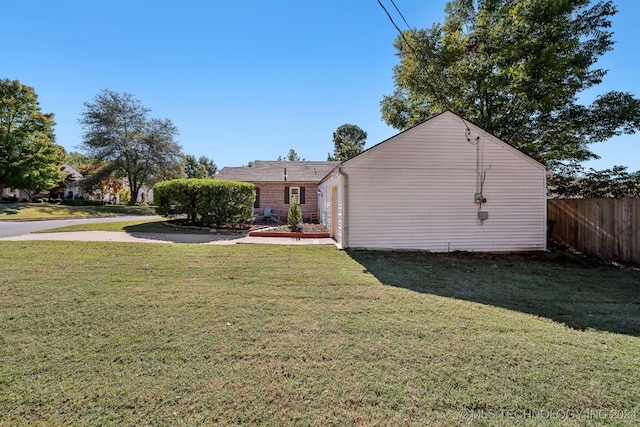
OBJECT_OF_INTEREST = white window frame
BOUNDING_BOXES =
[289,186,300,204]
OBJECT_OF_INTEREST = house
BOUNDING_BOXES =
[1,164,85,201]
[317,111,548,252]
[216,160,337,222]
[58,164,84,199]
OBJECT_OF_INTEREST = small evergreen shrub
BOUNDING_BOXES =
[154,179,255,227]
[287,196,303,231]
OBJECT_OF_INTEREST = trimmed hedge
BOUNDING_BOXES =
[154,179,255,227]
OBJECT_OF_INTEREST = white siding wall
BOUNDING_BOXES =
[341,112,547,252]
[318,172,344,247]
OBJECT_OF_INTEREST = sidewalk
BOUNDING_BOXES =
[0,230,337,246]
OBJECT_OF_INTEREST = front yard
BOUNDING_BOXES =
[1,242,638,425]
[0,202,156,220]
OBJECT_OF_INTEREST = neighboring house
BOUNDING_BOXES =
[59,164,84,199]
[216,160,337,221]
[1,186,29,200]
[0,164,155,204]
[318,111,548,252]
[136,186,154,205]
[1,164,85,200]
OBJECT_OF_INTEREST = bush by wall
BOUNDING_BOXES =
[288,196,303,230]
[154,179,255,227]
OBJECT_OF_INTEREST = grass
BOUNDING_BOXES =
[1,242,639,426]
[0,202,156,220]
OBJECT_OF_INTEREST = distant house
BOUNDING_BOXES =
[318,111,548,252]
[1,164,85,201]
[59,164,84,199]
[216,160,337,222]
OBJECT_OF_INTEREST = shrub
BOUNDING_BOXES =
[288,196,303,231]
[154,179,255,227]
[118,189,131,204]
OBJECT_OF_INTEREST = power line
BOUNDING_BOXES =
[390,0,411,30]
[376,0,459,117]
[377,0,416,53]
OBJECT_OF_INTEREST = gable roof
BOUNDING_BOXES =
[217,160,338,183]
[319,111,546,184]
[61,164,83,181]
[340,110,546,170]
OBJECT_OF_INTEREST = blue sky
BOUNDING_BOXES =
[4,1,639,171]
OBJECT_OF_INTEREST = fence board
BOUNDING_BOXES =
[548,198,640,264]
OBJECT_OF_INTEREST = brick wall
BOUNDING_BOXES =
[254,182,319,222]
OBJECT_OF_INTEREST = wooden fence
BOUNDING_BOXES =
[548,198,640,264]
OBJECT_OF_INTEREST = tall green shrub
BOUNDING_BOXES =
[154,179,255,227]
[287,196,303,231]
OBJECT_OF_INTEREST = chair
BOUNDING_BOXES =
[262,207,272,224]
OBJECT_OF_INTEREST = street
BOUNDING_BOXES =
[0,216,160,238]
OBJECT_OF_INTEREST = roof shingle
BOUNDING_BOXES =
[216,161,337,183]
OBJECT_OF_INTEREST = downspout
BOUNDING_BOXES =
[338,165,348,248]
[543,169,548,251]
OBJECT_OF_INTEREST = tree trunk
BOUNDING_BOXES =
[129,181,139,205]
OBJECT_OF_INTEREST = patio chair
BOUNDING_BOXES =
[263,207,272,224]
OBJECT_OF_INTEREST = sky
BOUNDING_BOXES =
[3,0,639,172]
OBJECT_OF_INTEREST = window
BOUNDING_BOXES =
[284,186,305,204]
[290,187,299,204]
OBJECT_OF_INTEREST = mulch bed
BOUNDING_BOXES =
[249,223,330,238]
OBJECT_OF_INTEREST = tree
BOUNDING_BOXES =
[79,163,124,202]
[198,155,217,177]
[79,89,183,204]
[0,78,66,198]
[380,0,640,169]
[184,154,217,178]
[184,154,207,178]
[65,151,91,171]
[62,152,124,202]
[17,142,66,201]
[287,196,303,230]
[277,149,304,161]
[549,165,640,198]
[328,124,367,161]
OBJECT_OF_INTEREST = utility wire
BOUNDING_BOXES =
[377,0,416,53]
[376,0,459,119]
[390,0,411,30]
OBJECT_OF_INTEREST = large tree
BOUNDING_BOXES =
[0,78,66,197]
[328,124,367,161]
[380,0,640,169]
[79,89,183,204]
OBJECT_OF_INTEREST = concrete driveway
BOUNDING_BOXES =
[0,216,336,245]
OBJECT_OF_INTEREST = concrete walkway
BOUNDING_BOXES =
[0,230,337,245]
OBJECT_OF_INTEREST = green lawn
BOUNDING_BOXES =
[1,242,639,426]
[0,202,156,220]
